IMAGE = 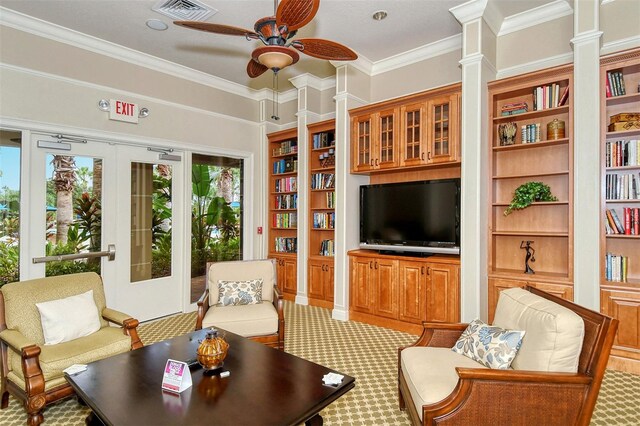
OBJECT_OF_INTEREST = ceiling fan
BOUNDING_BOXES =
[174,0,358,78]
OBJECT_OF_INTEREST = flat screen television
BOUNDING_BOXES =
[359,178,460,255]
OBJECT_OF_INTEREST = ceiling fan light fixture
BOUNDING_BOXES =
[253,46,299,71]
[372,10,388,21]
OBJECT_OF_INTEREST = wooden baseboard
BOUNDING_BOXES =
[349,311,422,335]
[308,298,333,309]
[282,292,296,302]
[607,355,640,375]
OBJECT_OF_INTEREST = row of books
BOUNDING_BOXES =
[274,177,297,193]
[604,253,628,282]
[605,173,640,200]
[312,212,335,229]
[272,140,297,156]
[325,191,336,209]
[275,194,297,209]
[319,239,335,256]
[501,102,528,116]
[311,173,335,190]
[274,237,297,253]
[273,159,297,174]
[605,70,627,97]
[605,208,640,235]
[521,123,541,144]
[273,212,297,229]
[532,83,569,111]
[312,132,335,149]
[605,140,640,167]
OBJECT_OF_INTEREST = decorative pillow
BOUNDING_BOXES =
[217,279,263,307]
[35,290,102,345]
[452,319,525,369]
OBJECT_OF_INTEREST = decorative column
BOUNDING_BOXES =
[332,65,368,321]
[450,0,497,321]
[571,0,601,310]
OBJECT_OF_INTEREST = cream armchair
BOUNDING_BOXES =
[0,272,142,426]
[398,286,618,425]
[196,259,285,350]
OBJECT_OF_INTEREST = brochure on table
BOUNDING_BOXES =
[162,359,192,393]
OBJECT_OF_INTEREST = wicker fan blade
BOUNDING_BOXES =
[174,21,258,38]
[293,38,358,61]
[247,59,269,78]
[276,0,320,31]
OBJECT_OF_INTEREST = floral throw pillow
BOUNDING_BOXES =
[217,279,263,307]
[452,319,525,370]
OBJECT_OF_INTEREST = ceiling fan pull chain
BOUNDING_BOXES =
[271,72,280,121]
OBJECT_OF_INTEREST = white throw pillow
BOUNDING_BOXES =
[452,319,525,369]
[36,290,101,345]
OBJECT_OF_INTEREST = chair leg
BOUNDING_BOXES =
[25,394,45,426]
[1,389,8,409]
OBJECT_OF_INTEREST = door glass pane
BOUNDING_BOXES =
[131,163,172,282]
[191,154,243,303]
[45,154,102,277]
[0,130,21,286]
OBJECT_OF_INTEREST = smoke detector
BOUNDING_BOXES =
[152,0,217,22]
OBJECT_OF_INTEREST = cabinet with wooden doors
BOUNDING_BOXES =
[487,64,574,320]
[350,83,461,174]
[267,128,298,301]
[599,48,640,374]
[307,119,336,308]
[349,250,460,334]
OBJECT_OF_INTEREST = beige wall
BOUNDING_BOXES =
[497,15,573,71]
[601,0,640,46]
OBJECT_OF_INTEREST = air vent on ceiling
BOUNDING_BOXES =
[152,0,217,22]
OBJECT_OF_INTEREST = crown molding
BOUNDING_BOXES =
[459,52,497,75]
[288,74,336,91]
[482,0,504,36]
[571,30,603,46]
[254,87,298,103]
[600,0,616,5]
[0,62,261,126]
[450,0,488,25]
[0,7,271,102]
[496,51,573,79]
[601,35,640,56]
[498,0,573,36]
[333,56,374,76]
[369,34,462,76]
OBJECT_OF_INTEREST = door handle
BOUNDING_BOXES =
[421,266,425,275]
[426,267,431,276]
[33,244,116,264]
[374,261,378,269]
[421,152,425,161]
[375,159,379,166]
[369,261,373,269]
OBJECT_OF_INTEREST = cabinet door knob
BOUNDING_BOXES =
[421,266,425,275]
[369,261,373,269]
[370,159,374,166]
[428,151,432,160]
[427,267,431,275]
[421,152,425,161]
[375,159,379,166]
[374,261,378,269]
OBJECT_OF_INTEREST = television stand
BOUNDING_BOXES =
[379,250,434,258]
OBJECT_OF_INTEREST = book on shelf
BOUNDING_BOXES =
[312,212,335,229]
[533,82,565,111]
[521,123,541,143]
[273,158,298,174]
[605,253,628,282]
[274,176,297,192]
[319,239,335,256]
[311,173,335,190]
[312,132,335,149]
[605,140,639,167]
[273,212,297,228]
[275,193,297,209]
[272,140,297,156]
[606,70,626,97]
[605,172,640,200]
[274,237,297,253]
[558,86,569,106]
[605,207,640,235]
[326,191,336,209]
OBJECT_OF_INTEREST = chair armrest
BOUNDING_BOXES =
[272,285,284,317]
[102,308,134,326]
[401,322,468,351]
[0,329,37,351]
[455,367,592,385]
[195,288,210,330]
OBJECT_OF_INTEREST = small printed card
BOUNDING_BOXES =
[322,372,344,386]
[161,359,192,393]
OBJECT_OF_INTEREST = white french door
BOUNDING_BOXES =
[26,133,184,321]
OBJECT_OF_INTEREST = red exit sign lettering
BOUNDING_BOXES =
[109,99,139,123]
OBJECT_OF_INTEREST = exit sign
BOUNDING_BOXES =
[109,99,139,123]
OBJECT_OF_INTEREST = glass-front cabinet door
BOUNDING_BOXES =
[351,114,375,172]
[400,102,427,166]
[428,94,459,163]
[375,108,399,170]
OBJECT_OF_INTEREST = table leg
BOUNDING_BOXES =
[305,414,323,426]
[85,411,106,426]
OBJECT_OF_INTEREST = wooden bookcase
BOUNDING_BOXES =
[307,120,336,308]
[599,48,640,374]
[487,64,574,321]
[267,128,298,300]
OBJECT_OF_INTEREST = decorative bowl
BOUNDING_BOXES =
[196,329,229,371]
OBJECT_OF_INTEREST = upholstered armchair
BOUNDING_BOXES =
[398,286,618,426]
[196,259,285,350]
[0,272,143,426]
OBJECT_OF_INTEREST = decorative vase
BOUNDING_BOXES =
[546,118,565,140]
[196,329,229,372]
[498,122,517,146]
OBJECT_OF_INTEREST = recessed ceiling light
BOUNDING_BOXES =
[146,19,168,31]
[372,10,388,21]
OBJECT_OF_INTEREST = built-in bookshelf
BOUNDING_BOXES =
[487,64,574,320]
[267,128,298,299]
[599,48,640,374]
[307,119,336,308]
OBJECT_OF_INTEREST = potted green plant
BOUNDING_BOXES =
[504,182,557,216]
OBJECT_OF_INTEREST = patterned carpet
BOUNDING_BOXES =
[1,301,639,425]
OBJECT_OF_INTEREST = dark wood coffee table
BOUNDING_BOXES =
[65,329,355,425]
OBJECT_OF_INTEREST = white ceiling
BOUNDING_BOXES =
[0,0,560,91]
